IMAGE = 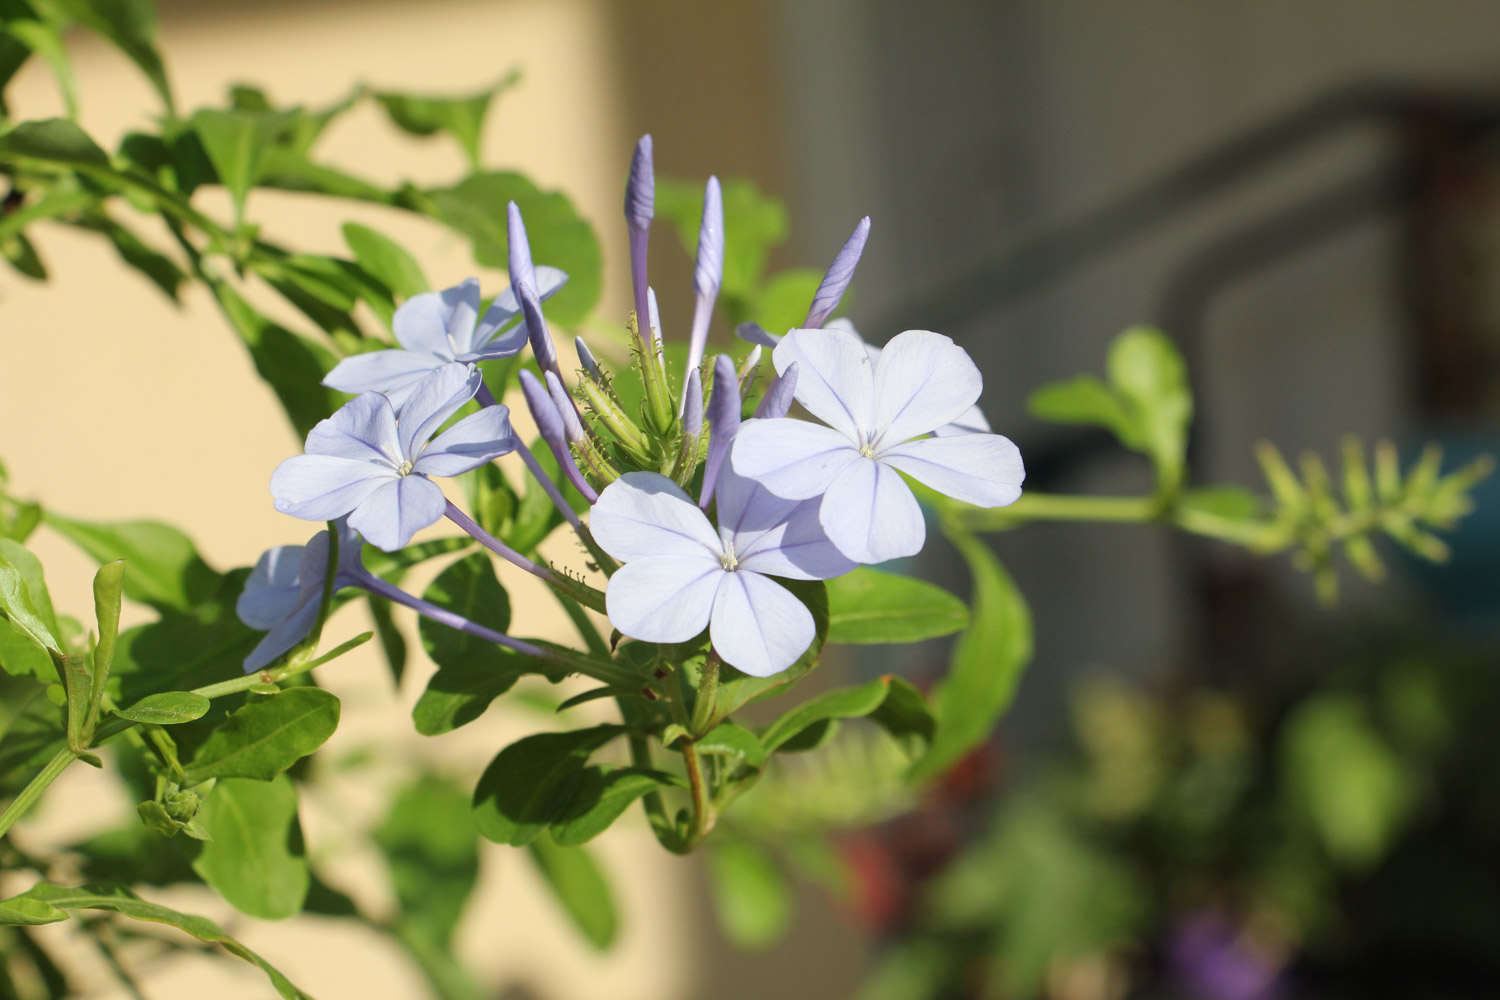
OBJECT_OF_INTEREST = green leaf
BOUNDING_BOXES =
[0,880,313,995]
[0,896,66,924]
[714,579,828,720]
[342,222,427,299]
[44,514,221,613]
[185,687,340,782]
[0,881,314,996]
[760,677,892,754]
[911,530,1032,783]
[1178,485,1261,520]
[1281,694,1414,870]
[207,278,341,438]
[1026,373,1137,446]
[1,230,45,279]
[707,840,791,950]
[49,0,171,113]
[550,767,679,846]
[0,545,58,651]
[257,147,395,204]
[0,117,109,168]
[373,71,518,167]
[189,108,296,217]
[0,617,51,680]
[526,834,617,950]
[826,568,969,644]
[427,171,602,327]
[366,594,407,686]
[1106,326,1192,491]
[92,214,185,299]
[868,676,936,755]
[0,539,59,643]
[470,725,623,846]
[113,691,209,725]
[694,721,766,768]
[374,779,479,947]
[6,19,78,121]
[413,553,530,735]
[749,267,823,335]
[193,775,309,920]
[88,559,124,717]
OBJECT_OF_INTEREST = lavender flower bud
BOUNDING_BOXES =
[545,370,585,444]
[519,369,598,504]
[626,135,654,333]
[682,367,704,440]
[699,354,742,509]
[507,201,535,294]
[683,176,724,394]
[575,336,605,385]
[517,279,561,380]
[804,216,871,329]
[753,361,799,419]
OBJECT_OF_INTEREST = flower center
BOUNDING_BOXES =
[719,542,739,571]
[397,459,414,477]
[858,441,877,458]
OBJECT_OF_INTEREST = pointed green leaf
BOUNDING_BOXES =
[190,108,296,216]
[0,896,67,924]
[342,222,427,299]
[0,881,313,996]
[0,117,108,168]
[113,691,209,725]
[373,71,518,167]
[1106,326,1192,491]
[694,721,766,768]
[911,529,1033,783]
[1026,373,1138,446]
[826,567,969,644]
[759,677,892,755]
[49,0,171,113]
[527,834,616,949]
[0,540,59,646]
[185,687,340,782]
[0,546,58,651]
[375,779,479,946]
[550,767,679,847]
[193,775,309,920]
[45,514,220,612]
[470,725,623,846]
[707,840,791,951]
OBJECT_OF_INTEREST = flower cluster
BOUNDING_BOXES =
[244,134,1024,680]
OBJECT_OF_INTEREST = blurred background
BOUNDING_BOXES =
[4,1,1500,998]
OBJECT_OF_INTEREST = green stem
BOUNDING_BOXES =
[552,588,610,659]
[689,654,721,738]
[680,741,714,849]
[966,491,1163,526]
[0,748,77,840]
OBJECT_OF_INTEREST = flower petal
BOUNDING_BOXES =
[391,280,476,356]
[738,499,858,581]
[412,404,519,477]
[773,327,877,441]
[271,454,393,521]
[348,474,448,551]
[590,472,722,562]
[730,418,862,500]
[243,595,321,672]
[871,330,982,447]
[605,555,721,643]
[396,362,481,461]
[710,571,815,678]
[819,457,925,564]
[485,265,569,325]
[304,392,402,466]
[322,349,440,403]
[736,321,781,349]
[715,464,800,541]
[879,433,1025,508]
[933,403,991,437]
[236,544,307,629]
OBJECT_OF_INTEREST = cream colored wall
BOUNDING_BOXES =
[0,2,709,997]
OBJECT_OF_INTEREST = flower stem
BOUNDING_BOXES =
[356,572,547,659]
[444,501,551,581]
[680,740,715,848]
[0,747,77,840]
[689,653,721,737]
[475,383,583,531]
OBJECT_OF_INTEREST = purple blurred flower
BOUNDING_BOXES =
[732,326,1023,563]
[322,275,565,407]
[589,468,854,677]
[271,363,518,550]
[1167,911,1287,1000]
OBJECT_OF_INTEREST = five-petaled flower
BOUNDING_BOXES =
[589,468,856,678]
[270,362,517,550]
[237,521,364,672]
[732,326,1024,564]
[322,274,566,407]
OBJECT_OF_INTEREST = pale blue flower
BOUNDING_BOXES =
[590,468,854,677]
[698,355,740,509]
[731,326,1024,564]
[237,521,364,672]
[271,363,518,550]
[322,274,566,407]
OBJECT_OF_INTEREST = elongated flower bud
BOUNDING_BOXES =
[699,355,741,509]
[545,371,585,444]
[507,201,535,294]
[575,336,606,385]
[517,279,561,381]
[519,369,598,503]
[804,216,870,329]
[684,176,724,389]
[682,367,704,440]
[753,360,798,419]
[625,135,654,342]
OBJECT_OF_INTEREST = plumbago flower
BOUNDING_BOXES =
[322,272,566,407]
[590,467,855,677]
[237,521,364,671]
[732,325,1025,564]
[270,362,518,550]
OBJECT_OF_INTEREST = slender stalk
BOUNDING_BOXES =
[0,748,77,840]
[680,741,715,848]
[689,653,721,737]
[475,383,583,531]
[358,573,546,658]
[444,501,551,580]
